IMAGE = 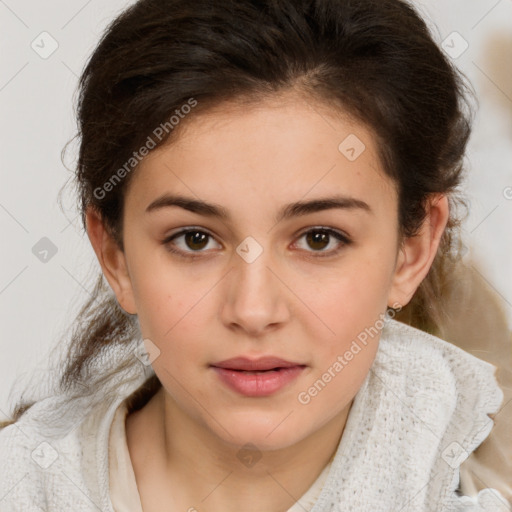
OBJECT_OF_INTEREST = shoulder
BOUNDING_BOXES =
[0,394,91,510]
[375,318,504,451]
[378,318,503,409]
[371,319,509,510]
[0,384,141,511]
[0,351,155,512]
[0,338,156,510]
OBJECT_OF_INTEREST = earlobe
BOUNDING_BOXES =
[85,206,137,315]
[387,194,450,308]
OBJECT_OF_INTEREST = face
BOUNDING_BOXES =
[97,93,411,450]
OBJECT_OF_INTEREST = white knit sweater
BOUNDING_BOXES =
[0,319,509,512]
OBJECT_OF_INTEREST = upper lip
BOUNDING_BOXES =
[211,356,305,371]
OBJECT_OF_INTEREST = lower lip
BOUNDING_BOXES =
[212,366,305,397]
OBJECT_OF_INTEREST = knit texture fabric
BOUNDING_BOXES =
[0,318,509,511]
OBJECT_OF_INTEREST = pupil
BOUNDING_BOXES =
[307,231,328,250]
[186,231,208,250]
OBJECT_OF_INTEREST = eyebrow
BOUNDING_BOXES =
[145,193,372,222]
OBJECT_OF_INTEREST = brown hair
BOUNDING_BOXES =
[2,0,510,498]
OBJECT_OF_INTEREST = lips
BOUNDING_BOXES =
[210,356,306,396]
[212,356,304,372]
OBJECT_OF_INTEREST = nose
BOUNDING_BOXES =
[219,243,290,337]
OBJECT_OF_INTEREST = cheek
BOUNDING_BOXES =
[131,270,193,350]
[128,245,200,326]
[302,258,392,338]
[294,254,392,403]
[132,273,217,381]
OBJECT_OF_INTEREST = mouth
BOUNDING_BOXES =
[210,356,307,397]
[211,356,305,372]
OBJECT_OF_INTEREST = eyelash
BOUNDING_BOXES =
[162,226,352,260]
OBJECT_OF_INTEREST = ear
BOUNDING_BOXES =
[387,194,450,308]
[85,206,137,315]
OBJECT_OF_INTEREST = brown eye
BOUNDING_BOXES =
[305,231,330,251]
[295,228,352,257]
[163,228,221,259]
[182,231,209,251]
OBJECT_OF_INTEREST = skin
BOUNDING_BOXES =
[86,91,449,512]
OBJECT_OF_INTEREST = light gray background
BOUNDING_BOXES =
[1,0,511,418]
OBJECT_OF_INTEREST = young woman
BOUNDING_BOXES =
[1,0,510,510]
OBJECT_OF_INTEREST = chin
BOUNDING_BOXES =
[210,412,310,452]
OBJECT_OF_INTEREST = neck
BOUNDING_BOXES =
[127,387,352,512]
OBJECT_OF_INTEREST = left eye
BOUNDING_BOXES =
[293,228,351,256]
[163,227,351,259]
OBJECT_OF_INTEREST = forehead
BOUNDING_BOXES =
[125,94,397,220]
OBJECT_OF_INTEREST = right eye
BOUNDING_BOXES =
[162,228,222,259]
